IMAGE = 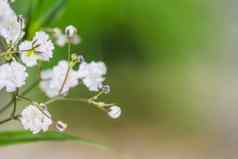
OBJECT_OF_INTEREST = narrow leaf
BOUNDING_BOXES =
[0,131,108,149]
[0,35,7,52]
[29,0,67,37]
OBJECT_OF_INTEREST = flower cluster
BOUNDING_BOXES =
[0,0,122,134]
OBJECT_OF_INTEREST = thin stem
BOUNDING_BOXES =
[0,117,12,125]
[90,91,104,101]
[45,97,106,111]
[0,79,40,114]
[11,89,18,117]
[58,66,70,95]
[58,42,72,95]
[45,96,88,105]
[0,115,19,125]
[67,42,71,61]
[16,95,33,104]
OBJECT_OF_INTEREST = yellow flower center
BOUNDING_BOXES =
[26,49,34,57]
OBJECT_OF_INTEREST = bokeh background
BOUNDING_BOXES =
[2,0,237,158]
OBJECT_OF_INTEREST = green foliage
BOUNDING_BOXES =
[26,0,68,38]
[0,131,107,149]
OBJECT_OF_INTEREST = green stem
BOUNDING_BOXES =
[0,79,40,114]
[11,89,18,117]
[67,42,71,61]
[0,115,20,125]
[0,117,12,125]
[45,97,106,111]
[58,42,71,95]
[16,95,33,104]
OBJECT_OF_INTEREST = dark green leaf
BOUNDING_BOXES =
[0,131,108,149]
[29,0,68,37]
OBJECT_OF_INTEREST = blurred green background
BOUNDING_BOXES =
[1,0,226,158]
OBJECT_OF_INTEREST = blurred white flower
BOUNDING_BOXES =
[70,34,81,45]
[20,105,52,134]
[65,25,80,45]
[0,0,24,44]
[78,61,107,91]
[56,121,67,132]
[40,60,79,98]
[0,60,28,92]
[19,31,54,67]
[65,25,77,37]
[108,105,121,119]
[52,28,67,47]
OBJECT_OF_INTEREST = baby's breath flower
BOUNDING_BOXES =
[101,85,111,94]
[0,0,25,44]
[52,28,67,47]
[0,60,28,92]
[77,61,107,92]
[56,121,67,132]
[65,25,77,38]
[40,60,79,98]
[65,25,80,45]
[19,31,54,67]
[108,105,122,119]
[20,105,52,134]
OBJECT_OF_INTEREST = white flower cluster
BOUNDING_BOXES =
[0,0,122,134]
[50,25,80,47]
[20,104,52,134]
[0,0,24,44]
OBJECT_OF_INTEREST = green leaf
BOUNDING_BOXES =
[0,35,7,52]
[29,0,68,37]
[0,131,108,149]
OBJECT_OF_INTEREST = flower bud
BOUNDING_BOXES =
[17,15,25,29]
[56,121,67,132]
[65,25,77,38]
[101,85,110,94]
[108,105,121,119]
[78,55,85,63]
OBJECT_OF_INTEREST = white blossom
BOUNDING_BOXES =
[65,25,77,37]
[0,60,28,92]
[52,28,67,47]
[108,105,121,119]
[20,105,52,134]
[56,121,67,132]
[40,60,79,98]
[50,27,80,47]
[65,25,80,45]
[0,0,24,44]
[19,31,54,67]
[77,61,107,91]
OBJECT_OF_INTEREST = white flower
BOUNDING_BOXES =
[0,60,28,92]
[0,0,24,44]
[77,61,107,91]
[19,31,54,67]
[65,25,77,37]
[108,105,121,119]
[52,28,67,47]
[20,105,52,134]
[56,121,67,132]
[40,60,79,98]
[70,34,81,45]
[65,25,80,45]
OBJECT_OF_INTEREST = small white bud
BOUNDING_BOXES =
[101,85,110,94]
[65,25,77,38]
[108,105,121,119]
[56,121,68,132]
[17,15,25,29]
[78,55,85,63]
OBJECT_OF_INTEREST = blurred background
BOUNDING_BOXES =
[1,0,237,158]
